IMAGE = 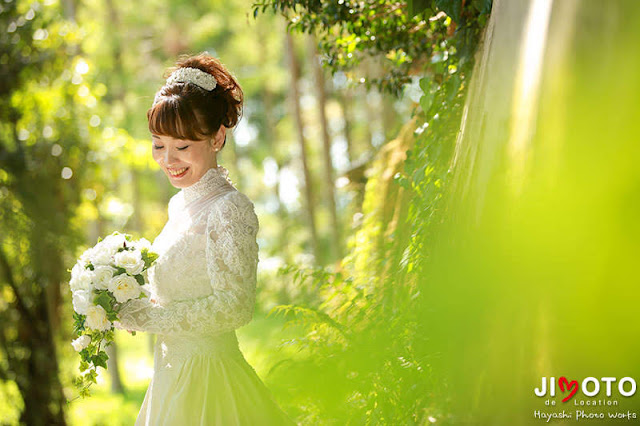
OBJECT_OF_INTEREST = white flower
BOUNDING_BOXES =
[69,265,94,292]
[71,335,91,352]
[79,246,95,264]
[71,289,94,315]
[114,249,145,275]
[108,273,142,303]
[92,265,116,290]
[91,244,117,266]
[101,233,127,251]
[87,233,126,266]
[85,305,111,331]
[132,237,152,252]
[71,260,84,278]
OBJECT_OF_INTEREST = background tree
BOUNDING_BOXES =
[0,1,97,423]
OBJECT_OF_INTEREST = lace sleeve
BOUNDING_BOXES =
[114,191,259,336]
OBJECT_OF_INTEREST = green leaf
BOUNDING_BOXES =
[91,354,108,369]
[93,291,114,311]
[407,0,433,18]
[142,249,159,268]
[134,274,145,286]
[436,0,462,21]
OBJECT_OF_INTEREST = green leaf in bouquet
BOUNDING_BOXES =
[87,263,94,271]
[73,312,86,332]
[91,351,109,369]
[90,355,106,369]
[79,387,91,398]
[141,248,159,268]
[86,369,98,384]
[104,330,114,341]
[79,360,89,372]
[134,274,145,286]
[93,291,115,311]
[114,267,127,275]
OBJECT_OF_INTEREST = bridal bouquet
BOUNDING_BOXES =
[67,231,158,401]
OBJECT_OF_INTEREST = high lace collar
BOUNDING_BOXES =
[181,165,235,204]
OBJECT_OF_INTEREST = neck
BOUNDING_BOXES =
[182,165,235,204]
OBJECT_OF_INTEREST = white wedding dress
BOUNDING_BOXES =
[114,165,295,426]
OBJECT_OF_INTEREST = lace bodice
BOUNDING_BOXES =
[114,165,259,338]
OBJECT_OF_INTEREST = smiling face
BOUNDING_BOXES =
[151,126,226,188]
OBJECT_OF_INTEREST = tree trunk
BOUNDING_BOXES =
[337,89,354,166]
[257,19,294,268]
[284,24,321,263]
[306,33,342,261]
[0,234,68,425]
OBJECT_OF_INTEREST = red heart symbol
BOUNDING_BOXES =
[558,377,578,402]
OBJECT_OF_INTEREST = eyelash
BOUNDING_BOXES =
[153,145,189,151]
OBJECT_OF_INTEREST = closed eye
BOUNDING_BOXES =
[152,145,189,150]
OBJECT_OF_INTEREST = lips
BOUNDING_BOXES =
[168,167,189,178]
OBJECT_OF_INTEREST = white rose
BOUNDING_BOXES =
[71,334,91,352]
[70,267,94,292]
[70,261,84,278]
[114,249,145,275]
[90,244,115,266]
[71,289,94,315]
[108,273,142,303]
[101,233,128,252]
[85,305,111,331]
[92,265,116,290]
[79,246,95,264]
[132,237,152,252]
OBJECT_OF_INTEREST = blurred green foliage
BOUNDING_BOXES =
[258,1,492,423]
[254,0,490,97]
[0,0,97,423]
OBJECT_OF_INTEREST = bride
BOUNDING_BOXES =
[114,53,296,426]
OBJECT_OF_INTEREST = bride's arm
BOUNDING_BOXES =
[114,191,259,336]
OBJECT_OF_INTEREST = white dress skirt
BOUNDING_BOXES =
[115,166,296,425]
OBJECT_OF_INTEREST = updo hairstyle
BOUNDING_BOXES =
[147,53,244,149]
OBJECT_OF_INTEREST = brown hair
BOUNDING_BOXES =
[147,53,243,148]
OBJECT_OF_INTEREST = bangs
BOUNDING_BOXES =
[147,97,210,141]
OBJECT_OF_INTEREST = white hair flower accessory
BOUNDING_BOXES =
[166,67,217,91]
